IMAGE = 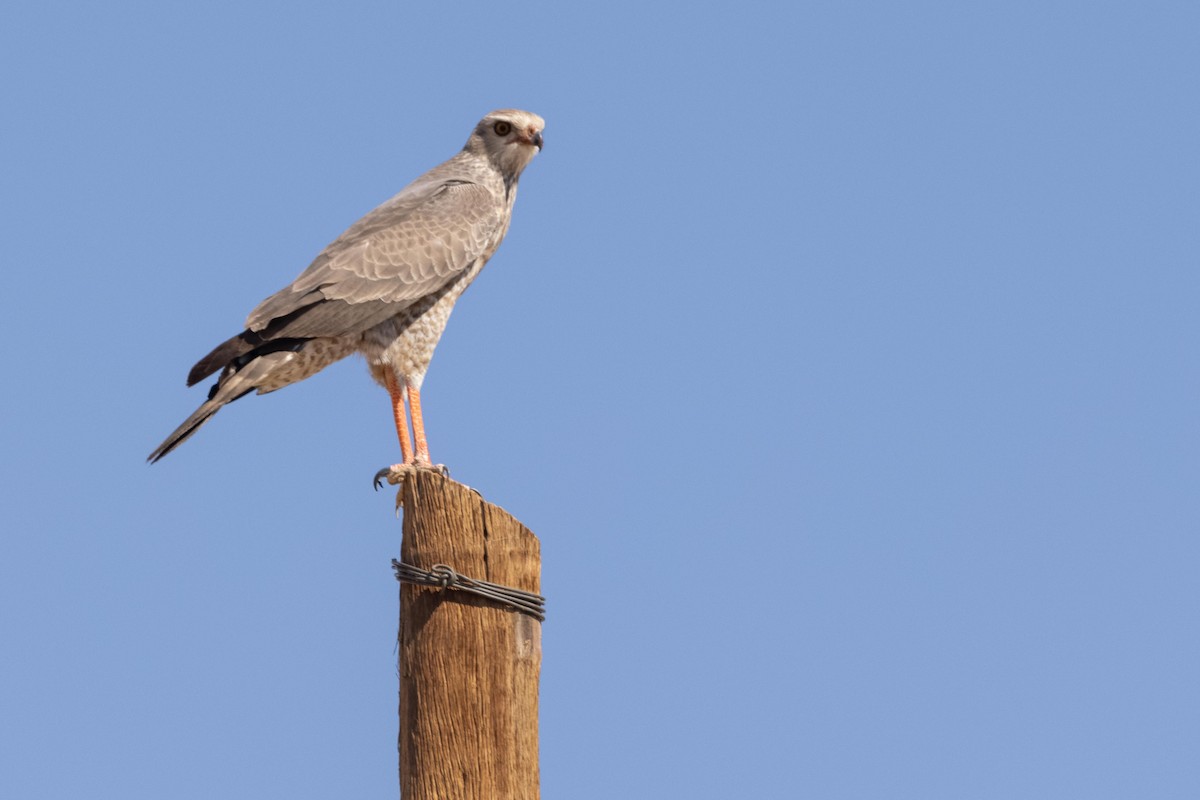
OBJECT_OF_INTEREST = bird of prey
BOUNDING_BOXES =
[148,109,545,475]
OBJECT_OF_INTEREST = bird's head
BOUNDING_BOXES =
[467,109,545,178]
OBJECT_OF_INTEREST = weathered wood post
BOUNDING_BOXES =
[395,470,542,800]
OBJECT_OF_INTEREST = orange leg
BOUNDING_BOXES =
[407,383,432,465]
[383,368,413,464]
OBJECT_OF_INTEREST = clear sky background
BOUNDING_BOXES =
[2,1,1197,797]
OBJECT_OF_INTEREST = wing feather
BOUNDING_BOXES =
[245,178,501,336]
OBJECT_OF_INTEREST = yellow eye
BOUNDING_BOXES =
[492,121,512,136]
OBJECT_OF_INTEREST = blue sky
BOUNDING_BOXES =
[3,1,1198,797]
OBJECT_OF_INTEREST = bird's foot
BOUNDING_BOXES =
[374,462,450,513]
[372,461,450,491]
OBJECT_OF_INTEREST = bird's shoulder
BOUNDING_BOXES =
[244,155,505,332]
[313,158,506,280]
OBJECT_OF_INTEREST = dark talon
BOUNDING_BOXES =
[373,466,391,491]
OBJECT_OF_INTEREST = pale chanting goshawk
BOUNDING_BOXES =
[149,110,545,474]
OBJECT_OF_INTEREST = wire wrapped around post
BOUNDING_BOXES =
[393,560,546,621]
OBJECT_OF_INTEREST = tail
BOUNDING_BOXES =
[148,371,261,463]
[147,393,238,463]
[148,343,308,463]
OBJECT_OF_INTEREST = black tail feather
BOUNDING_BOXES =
[154,335,318,463]
[147,398,223,463]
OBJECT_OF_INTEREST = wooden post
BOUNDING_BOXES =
[397,470,542,800]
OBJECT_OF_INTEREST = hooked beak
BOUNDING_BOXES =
[525,130,544,150]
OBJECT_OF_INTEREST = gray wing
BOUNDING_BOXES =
[246,175,505,339]
[186,171,504,386]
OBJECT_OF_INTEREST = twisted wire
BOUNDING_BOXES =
[392,560,545,622]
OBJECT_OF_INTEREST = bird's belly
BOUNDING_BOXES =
[360,290,461,389]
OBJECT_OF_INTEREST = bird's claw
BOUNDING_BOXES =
[372,462,451,491]
[372,466,394,491]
